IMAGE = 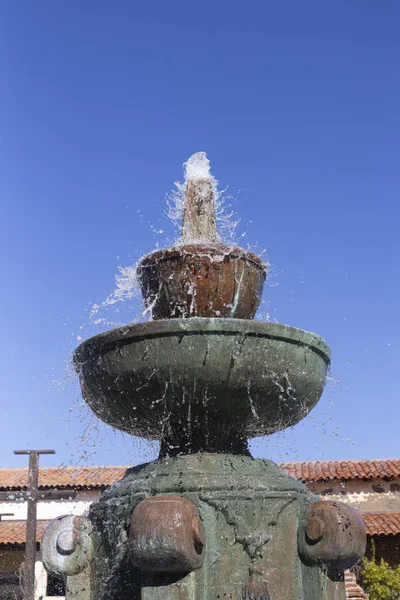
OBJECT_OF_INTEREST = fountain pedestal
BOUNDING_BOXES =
[42,153,366,599]
[43,455,365,600]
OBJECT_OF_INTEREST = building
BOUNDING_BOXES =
[1,459,399,599]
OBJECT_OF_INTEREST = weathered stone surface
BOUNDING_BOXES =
[59,455,351,600]
[74,318,330,454]
[298,500,367,572]
[182,179,219,243]
[42,515,93,577]
[41,515,94,600]
[137,244,266,320]
[130,496,205,573]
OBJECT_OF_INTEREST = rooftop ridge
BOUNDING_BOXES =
[0,459,399,490]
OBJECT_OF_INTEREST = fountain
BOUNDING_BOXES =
[42,153,366,599]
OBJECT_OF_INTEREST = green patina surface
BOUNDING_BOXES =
[63,454,346,600]
[74,318,330,454]
[44,156,363,599]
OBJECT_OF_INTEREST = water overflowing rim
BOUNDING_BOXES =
[74,318,330,366]
[138,243,267,271]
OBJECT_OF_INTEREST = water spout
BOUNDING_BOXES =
[181,152,219,243]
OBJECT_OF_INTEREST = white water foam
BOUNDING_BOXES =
[184,151,211,180]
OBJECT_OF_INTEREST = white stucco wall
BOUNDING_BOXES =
[307,478,400,512]
[0,490,100,521]
[2,479,399,520]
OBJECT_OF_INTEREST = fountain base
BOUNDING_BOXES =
[43,455,365,600]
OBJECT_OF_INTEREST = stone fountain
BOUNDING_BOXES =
[42,153,366,600]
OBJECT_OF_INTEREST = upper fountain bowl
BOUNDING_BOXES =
[137,243,267,320]
[74,318,330,455]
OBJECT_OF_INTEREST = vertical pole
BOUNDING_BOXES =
[182,178,219,243]
[25,451,39,600]
[14,449,55,600]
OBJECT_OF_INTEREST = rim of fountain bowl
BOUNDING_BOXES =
[73,318,330,366]
[137,243,267,273]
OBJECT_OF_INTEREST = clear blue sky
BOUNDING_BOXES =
[1,2,399,469]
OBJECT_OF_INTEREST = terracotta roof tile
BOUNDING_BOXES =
[0,520,49,546]
[362,512,400,536]
[279,459,400,482]
[344,570,368,599]
[0,459,399,492]
[0,466,127,491]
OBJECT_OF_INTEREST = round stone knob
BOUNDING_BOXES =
[305,516,325,543]
[130,496,205,573]
[56,529,80,555]
[42,515,94,577]
[298,501,366,572]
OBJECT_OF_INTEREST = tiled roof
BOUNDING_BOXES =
[344,570,368,599]
[280,459,400,482]
[0,459,399,492]
[0,512,399,546]
[0,520,49,546]
[0,465,127,491]
[362,512,400,536]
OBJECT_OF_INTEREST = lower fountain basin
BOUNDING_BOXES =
[74,318,330,452]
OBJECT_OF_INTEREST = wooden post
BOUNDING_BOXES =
[14,449,56,600]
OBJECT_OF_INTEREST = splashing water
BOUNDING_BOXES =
[90,265,141,323]
[90,152,260,324]
[184,151,211,180]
